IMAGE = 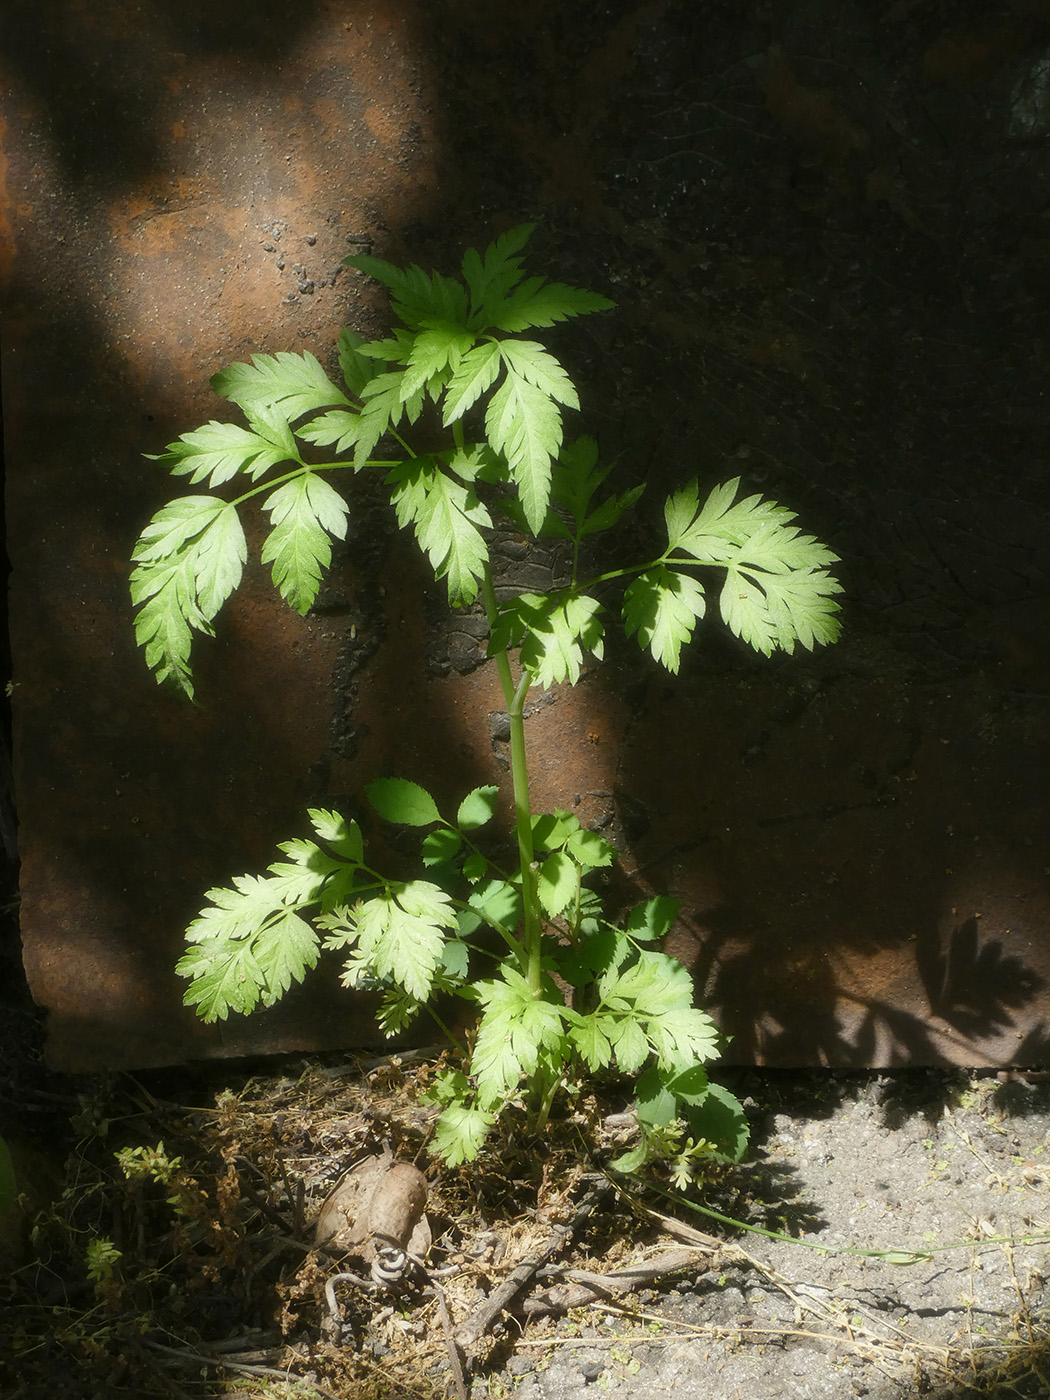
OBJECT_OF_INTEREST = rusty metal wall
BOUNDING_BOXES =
[3,1,1050,1072]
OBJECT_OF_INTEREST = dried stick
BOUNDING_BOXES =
[453,1185,608,1350]
[525,1244,719,1316]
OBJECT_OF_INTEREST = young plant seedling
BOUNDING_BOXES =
[131,226,843,1170]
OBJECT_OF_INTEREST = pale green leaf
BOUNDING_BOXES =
[487,277,614,333]
[349,882,455,1001]
[471,972,569,1103]
[623,567,706,673]
[537,850,578,918]
[346,254,470,327]
[720,565,842,657]
[338,327,382,397]
[606,1017,650,1074]
[386,459,492,604]
[308,808,364,862]
[296,409,365,455]
[433,1101,496,1166]
[625,897,679,942]
[212,351,349,422]
[569,1011,615,1072]
[461,223,534,323]
[648,1005,724,1073]
[498,339,579,409]
[151,419,291,487]
[401,321,477,401]
[457,785,499,830]
[565,827,615,869]
[130,497,246,696]
[367,777,442,826]
[260,471,349,614]
[515,592,605,688]
[422,827,462,866]
[352,370,406,467]
[442,340,502,424]
[485,372,565,534]
[468,878,523,932]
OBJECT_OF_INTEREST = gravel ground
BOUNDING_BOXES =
[478,1071,1050,1400]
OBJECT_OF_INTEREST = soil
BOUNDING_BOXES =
[4,969,1050,1400]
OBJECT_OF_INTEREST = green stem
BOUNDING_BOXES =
[479,565,543,996]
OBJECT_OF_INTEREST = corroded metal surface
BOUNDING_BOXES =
[3,1,1049,1072]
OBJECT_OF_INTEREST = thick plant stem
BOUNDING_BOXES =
[479,566,543,995]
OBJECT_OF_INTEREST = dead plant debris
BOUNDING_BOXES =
[3,1056,1050,1400]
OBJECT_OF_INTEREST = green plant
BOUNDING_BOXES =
[130,225,842,1169]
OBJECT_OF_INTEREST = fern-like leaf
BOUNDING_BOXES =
[130,497,247,696]
[260,472,350,614]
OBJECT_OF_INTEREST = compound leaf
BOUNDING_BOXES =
[260,471,349,614]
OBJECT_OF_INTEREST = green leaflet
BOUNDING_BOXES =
[345,255,471,328]
[456,785,499,830]
[345,881,457,1002]
[720,563,843,656]
[213,351,350,422]
[461,223,536,323]
[260,471,350,614]
[536,850,578,918]
[386,458,492,604]
[662,478,843,658]
[486,276,615,333]
[471,970,570,1104]
[338,327,382,397]
[442,340,502,423]
[130,497,247,697]
[491,591,605,688]
[433,1102,496,1168]
[151,417,293,488]
[400,320,477,402]
[623,568,706,674]
[177,858,331,1022]
[367,776,442,826]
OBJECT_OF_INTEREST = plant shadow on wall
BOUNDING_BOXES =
[694,904,1045,1068]
[130,225,843,1175]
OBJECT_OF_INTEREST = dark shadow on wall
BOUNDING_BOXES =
[0,1,324,187]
